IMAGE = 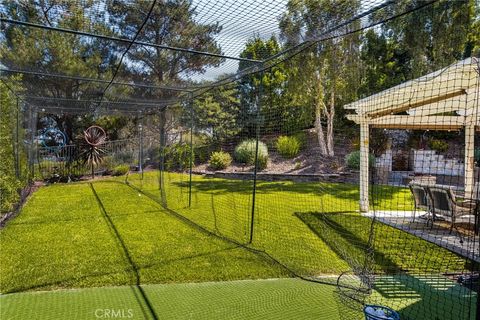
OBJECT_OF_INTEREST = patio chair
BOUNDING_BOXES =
[427,186,475,243]
[409,184,431,223]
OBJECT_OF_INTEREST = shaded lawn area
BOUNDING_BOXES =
[0,279,342,320]
[296,212,469,274]
[296,212,475,320]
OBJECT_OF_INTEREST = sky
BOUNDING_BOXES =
[190,0,289,81]
[189,0,386,81]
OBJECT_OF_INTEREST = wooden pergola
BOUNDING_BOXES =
[344,58,480,212]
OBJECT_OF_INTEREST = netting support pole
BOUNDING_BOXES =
[359,119,370,212]
[14,97,20,179]
[138,112,144,177]
[27,106,37,181]
[464,123,475,198]
[249,66,264,244]
[158,108,167,205]
[188,94,194,208]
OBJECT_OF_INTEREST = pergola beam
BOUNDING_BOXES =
[346,114,479,131]
[406,93,475,116]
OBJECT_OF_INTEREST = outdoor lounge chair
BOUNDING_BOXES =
[409,184,431,223]
[427,186,475,243]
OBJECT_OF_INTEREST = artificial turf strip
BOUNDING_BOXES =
[0,279,342,320]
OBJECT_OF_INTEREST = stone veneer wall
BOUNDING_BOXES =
[375,149,464,177]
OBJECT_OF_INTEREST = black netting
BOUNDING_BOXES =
[1,1,479,319]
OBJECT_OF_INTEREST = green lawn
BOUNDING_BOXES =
[0,172,476,319]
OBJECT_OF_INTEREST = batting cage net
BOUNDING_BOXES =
[1,0,478,319]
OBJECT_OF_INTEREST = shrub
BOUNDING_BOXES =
[164,143,194,171]
[194,145,210,164]
[101,156,116,172]
[234,139,268,170]
[113,151,134,165]
[276,135,301,158]
[0,176,21,213]
[293,132,307,149]
[112,164,129,176]
[345,151,375,170]
[209,151,232,170]
[428,139,449,153]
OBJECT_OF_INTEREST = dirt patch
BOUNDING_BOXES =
[194,129,356,175]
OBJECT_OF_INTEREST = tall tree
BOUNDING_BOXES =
[107,0,223,88]
[189,84,240,144]
[375,0,477,78]
[238,36,288,135]
[1,0,117,142]
[280,0,362,156]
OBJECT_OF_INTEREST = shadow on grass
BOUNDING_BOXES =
[295,212,403,274]
[296,212,477,320]
[90,183,158,320]
[170,177,407,203]
[88,184,243,320]
[373,273,477,320]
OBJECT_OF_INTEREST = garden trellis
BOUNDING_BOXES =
[1,1,479,320]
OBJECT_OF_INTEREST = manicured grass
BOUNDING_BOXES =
[0,172,475,319]
[127,171,454,277]
[0,279,342,320]
[297,212,468,273]
[0,181,288,293]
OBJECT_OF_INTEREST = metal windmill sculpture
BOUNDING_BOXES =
[83,125,107,179]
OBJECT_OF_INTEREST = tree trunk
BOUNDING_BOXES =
[326,86,335,157]
[314,74,328,156]
[315,99,328,156]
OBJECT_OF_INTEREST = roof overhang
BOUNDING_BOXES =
[344,58,480,131]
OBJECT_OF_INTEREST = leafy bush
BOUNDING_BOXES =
[234,139,268,170]
[194,145,210,164]
[428,139,449,153]
[164,143,194,171]
[345,151,375,170]
[0,176,22,213]
[209,151,232,170]
[1,81,27,213]
[112,164,129,176]
[293,132,307,149]
[101,156,116,171]
[276,135,301,158]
